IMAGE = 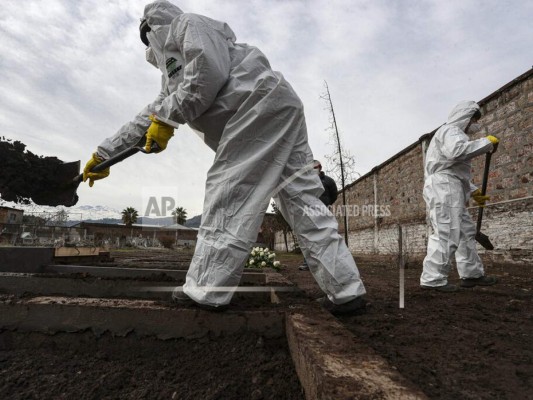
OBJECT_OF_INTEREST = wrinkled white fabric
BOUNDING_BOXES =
[97,0,366,306]
[145,47,158,68]
[421,101,493,287]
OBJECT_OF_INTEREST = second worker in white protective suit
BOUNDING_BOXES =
[420,100,500,292]
[83,0,367,313]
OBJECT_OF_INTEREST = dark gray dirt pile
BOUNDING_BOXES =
[0,137,73,205]
[0,331,304,400]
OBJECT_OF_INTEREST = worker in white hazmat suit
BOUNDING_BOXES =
[420,100,500,292]
[83,0,367,313]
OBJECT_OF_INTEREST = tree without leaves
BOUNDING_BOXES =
[324,151,360,189]
[260,213,279,250]
[121,207,138,227]
[171,207,187,225]
[21,209,69,227]
[22,214,47,226]
[320,81,360,245]
[271,201,295,252]
[52,208,68,227]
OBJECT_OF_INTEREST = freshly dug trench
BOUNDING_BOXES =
[0,137,79,206]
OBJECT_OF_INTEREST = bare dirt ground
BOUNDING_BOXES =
[0,331,303,400]
[0,249,304,400]
[278,252,533,400]
[1,248,530,399]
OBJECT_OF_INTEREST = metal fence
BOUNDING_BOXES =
[0,223,90,247]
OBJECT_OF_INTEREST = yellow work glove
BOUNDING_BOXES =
[145,114,174,153]
[472,189,490,207]
[83,153,110,187]
[486,135,499,144]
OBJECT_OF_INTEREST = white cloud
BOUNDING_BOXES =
[1,0,531,217]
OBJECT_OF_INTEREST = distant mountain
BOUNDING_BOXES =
[185,214,201,228]
[63,218,121,227]
[70,207,201,226]
[136,215,201,227]
[77,216,201,227]
[138,216,175,226]
[69,205,122,220]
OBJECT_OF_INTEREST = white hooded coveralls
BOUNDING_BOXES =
[97,0,366,306]
[420,101,493,287]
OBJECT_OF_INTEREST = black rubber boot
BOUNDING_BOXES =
[172,290,196,306]
[420,283,459,292]
[460,275,498,288]
[172,289,228,312]
[317,296,367,315]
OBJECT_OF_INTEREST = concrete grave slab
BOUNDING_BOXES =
[42,264,266,284]
[0,295,284,339]
[286,306,428,400]
[0,272,271,302]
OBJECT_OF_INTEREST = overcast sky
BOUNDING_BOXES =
[1,0,531,218]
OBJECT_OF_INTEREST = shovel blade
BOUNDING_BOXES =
[475,231,494,250]
[31,161,82,207]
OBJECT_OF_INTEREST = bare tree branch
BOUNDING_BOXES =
[320,81,360,245]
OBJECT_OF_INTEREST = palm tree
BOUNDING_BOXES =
[121,207,138,227]
[172,207,187,225]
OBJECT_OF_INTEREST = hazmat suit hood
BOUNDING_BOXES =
[424,99,491,186]
[141,1,183,53]
[140,1,183,72]
[142,0,183,28]
[446,100,480,131]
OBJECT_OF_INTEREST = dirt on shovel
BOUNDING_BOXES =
[0,137,80,206]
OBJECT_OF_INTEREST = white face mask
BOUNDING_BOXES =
[145,46,158,68]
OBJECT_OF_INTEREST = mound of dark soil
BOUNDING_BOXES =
[0,137,76,206]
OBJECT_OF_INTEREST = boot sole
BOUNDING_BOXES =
[460,282,497,288]
[420,285,459,292]
[460,278,498,288]
[172,296,228,312]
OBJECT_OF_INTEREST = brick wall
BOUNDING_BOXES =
[472,73,533,204]
[273,69,532,266]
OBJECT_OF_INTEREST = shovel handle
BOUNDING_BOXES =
[73,141,160,183]
[476,143,498,234]
[479,153,492,197]
[478,142,498,198]
[94,146,143,171]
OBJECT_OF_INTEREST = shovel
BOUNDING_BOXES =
[39,137,160,207]
[475,142,498,250]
